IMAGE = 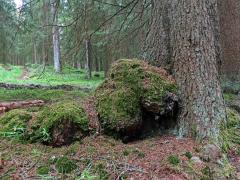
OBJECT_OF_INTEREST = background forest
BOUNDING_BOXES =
[1,0,240,179]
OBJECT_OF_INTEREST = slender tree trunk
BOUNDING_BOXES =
[51,0,61,73]
[85,38,92,79]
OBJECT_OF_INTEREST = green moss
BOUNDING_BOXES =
[56,156,77,174]
[37,165,50,175]
[95,59,177,135]
[92,162,109,180]
[29,101,89,143]
[220,108,240,151]
[168,155,180,166]
[0,109,32,139]
[184,151,192,159]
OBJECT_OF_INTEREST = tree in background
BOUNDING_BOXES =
[51,0,61,73]
[218,0,240,80]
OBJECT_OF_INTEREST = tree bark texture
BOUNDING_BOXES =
[170,0,226,140]
[218,0,240,80]
[143,0,172,72]
[144,0,226,140]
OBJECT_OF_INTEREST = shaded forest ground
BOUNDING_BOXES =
[0,64,240,179]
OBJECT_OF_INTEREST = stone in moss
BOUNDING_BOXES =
[37,165,50,175]
[30,101,89,146]
[95,59,178,140]
[0,109,32,138]
[56,156,77,174]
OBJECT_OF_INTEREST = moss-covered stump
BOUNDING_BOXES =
[29,101,89,147]
[95,59,178,141]
[0,109,32,139]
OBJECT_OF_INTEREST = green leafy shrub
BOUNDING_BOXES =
[168,155,180,166]
[56,156,77,174]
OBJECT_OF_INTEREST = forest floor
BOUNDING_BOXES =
[0,64,104,88]
[0,65,240,179]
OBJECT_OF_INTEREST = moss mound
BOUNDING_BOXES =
[221,108,240,151]
[29,101,89,146]
[0,109,32,139]
[95,59,177,140]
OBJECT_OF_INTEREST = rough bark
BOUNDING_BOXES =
[170,0,226,140]
[218,0,240,80]
[143,0,172,72]
[144,0,226,141]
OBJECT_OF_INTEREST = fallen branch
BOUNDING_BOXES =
[0,83,92,92]
[0,100,45,114]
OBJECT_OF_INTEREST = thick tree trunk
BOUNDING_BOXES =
[170,0,226,141]
[144,0,226,141]
[51,0,61,73]
[143,0,172,72]
[218,0,240,80]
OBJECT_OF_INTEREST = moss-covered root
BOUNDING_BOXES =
[29,101,89,146]
[0,109,32,140]
[95,59,177,140]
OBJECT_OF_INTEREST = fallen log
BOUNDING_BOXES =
[0,83,91,92]
[0,100,45,114]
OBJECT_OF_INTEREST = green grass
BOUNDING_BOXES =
[0,64,104,88]
[0,88,88,102]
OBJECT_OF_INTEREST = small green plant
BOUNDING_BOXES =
[78,170,97,180]
[40,128,51,142]
[56,156,77,174]
[201,166,212,180]
[168,155,180,166]
[184,151,192,159]
[123,149,130,156]
[37,165,50,175]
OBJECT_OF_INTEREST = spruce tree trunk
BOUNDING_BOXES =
[51,0,61,73]
[218,0,240,80]
[143,0,172,72]
[170,0,226,140]
[144,0,226,141]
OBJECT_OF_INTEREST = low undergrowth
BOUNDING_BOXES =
[0,64,104,88]
[27,101,89,146]
[0,88,88,102]
[221,108,240,151]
